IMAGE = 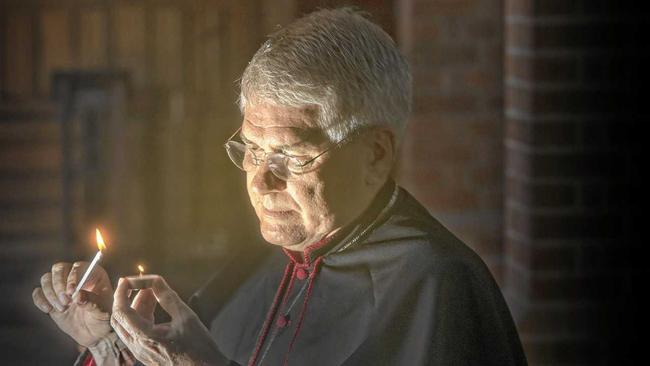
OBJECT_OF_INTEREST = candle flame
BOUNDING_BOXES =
[138,264,144,274]
[96,229,106,251]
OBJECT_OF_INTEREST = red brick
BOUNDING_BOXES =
[0,121,60,142]
[505,204,530,236]
[413,94,478,115]
[507,86,626,115]
[532,0,581,15]
[530,274,599,301]
[0,143,62,172]
[506,176,576,207]
[0,177,62,204]
[505,0,530,17]
[411,70,442,94]
[505,22,533,49]
[502,261,529,301]
[506,237,577,272]
[507,54,580,83]
[530,150,618,179]
[469,164,502,188]
[505,118,530,143]
[504,146,531,177]
[413,0,478,16]
[0,206,62,236]
[453,225,503,257]
[506,119,578,147]
[529,212,622,240]
[465,18,499,39]
[412,42,479,68]
[462,69,496,90]
[506,0,580,17]
[401,2,506,339]
[508,22,622,51]
[411,180,479,211]
[507,206,623,240]
[412,21,440,42]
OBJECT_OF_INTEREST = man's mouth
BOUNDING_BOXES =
[262,207,295,219]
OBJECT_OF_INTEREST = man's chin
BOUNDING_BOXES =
[259,221,306,248]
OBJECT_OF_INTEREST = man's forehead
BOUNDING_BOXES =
[241,104,326,145]
[243,103,319,128]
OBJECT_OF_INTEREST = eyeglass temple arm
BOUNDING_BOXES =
[224,126,243,144]
[298,133,355,167]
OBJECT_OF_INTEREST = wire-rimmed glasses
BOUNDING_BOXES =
[223,126,355,181]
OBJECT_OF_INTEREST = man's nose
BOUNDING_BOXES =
[250,161,286,195]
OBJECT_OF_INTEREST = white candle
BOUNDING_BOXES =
[72,250,102,298]
[72,228,107,298]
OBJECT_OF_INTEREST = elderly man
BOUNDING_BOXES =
[32,8,526,366]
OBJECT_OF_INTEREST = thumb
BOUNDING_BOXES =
[131,289,156,322]
[150,275,187,319]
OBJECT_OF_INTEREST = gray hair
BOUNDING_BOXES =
[238,8,412,143]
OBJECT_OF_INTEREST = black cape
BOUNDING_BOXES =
[189,181,527,365]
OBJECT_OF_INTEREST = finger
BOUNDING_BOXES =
[51,262,72,305]
[66,261,89,295]
[73,290,111,316]
[131,289,156,322]
[114,277,131,310]
[150,276,186,318]
[32,287,53,313]
[40,272,64,312]
[112,308,152,339]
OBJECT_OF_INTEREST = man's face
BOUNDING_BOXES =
[241,103,372,251]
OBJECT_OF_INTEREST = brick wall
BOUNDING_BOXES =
[504,0,644,363]
[396,0,506,281]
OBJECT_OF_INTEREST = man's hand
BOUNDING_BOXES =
[32,261,113,347]
[111,275,228,366]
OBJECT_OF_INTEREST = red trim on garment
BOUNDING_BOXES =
[281,234,332,266]
[248,261,294,366]
[249,236,332,365]
[282,256,325,366]
[280,265,298,310]
[82,353,96,366]
[282,248,304,264]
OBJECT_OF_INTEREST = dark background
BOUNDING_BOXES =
[0,0,644,364]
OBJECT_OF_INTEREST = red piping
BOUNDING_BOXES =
[250,235,331,365]
[282,235,331,266]
[282,256,325,366]
[248,261,294,366]
[280,266,298,310]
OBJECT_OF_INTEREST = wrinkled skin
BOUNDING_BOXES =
[242,103,395,251]
[111,276,227,366]
[32,261,114,347]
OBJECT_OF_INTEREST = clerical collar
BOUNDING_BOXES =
[282,179,398,266]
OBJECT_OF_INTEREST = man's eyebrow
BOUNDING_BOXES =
[240,128,322,150]
[239,133,254,144]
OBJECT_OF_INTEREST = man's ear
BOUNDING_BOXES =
[364,127,396,186]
